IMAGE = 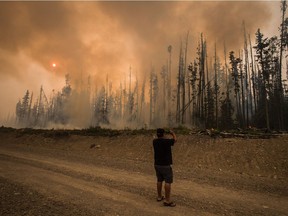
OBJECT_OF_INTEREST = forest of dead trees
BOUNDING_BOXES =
[15,1,288,131]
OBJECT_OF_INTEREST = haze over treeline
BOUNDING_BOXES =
[0,1,287,130]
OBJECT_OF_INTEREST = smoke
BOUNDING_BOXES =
[0,1,280,127]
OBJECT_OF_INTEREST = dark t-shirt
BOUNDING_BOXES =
[153,138,175,166]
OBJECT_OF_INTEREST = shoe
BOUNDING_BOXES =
[157,196,165,202]
[163,201,176,207]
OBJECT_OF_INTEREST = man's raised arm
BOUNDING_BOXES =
[169,130,177,143]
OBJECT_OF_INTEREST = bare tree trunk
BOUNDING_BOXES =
[196,44,202,121]
[214,43,219,129]
[239,50,246,128]
[163,66,166,119]
[149,69,153,126]
[167,45,172,126]
[243,22,252,127]
[224,42,231,128]
[176,42,183,124]
[140,78,146,123]
[187,66,191,125]
[135,76,139,123]
[205,41,209,126]
[249,34,257,114]
[264,80,270,131]
[28,92,33,123]
[278,0,287,129]
[123,73,127,120]
[119,83,123,119]
[200,34,206,124]
[128,66,133,115]
[182,31,189,124]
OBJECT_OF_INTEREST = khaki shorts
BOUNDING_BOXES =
[154,165,173,183]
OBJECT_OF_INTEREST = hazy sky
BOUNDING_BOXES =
[0,1,282,123]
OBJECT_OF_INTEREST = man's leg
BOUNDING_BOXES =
[157,181,163,199]
[164,183,171,203]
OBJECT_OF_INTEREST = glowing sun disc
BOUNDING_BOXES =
[52,63,56,67]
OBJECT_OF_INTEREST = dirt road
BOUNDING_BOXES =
[0,130,287,215]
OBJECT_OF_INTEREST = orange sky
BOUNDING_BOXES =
[0,1,282,124]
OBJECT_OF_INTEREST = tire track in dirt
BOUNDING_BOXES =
[0,148,287,216]
[0,150,210,216]
[0,176,103,216]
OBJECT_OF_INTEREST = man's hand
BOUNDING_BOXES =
[169,130,177,142]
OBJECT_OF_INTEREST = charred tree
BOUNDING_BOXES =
[229,51,243,127]
[277,0,287,129]
[188,61,198,125]
[16,90,30,126]
[243,22,252,127]
[214,43,219,129]
[249,34,258,114]
[167,45,173,126]
[198,34,206,126]
[182,32,189,124]
[176,42,183,124]
[149,68,158,126]
[160,65,168,122]
[254,29,270,130]
[239,50,246,127]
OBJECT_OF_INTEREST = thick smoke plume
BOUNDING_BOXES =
[0,1,280,128]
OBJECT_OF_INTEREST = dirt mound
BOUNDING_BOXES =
[1,128,287,181]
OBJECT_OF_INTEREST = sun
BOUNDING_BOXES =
[52,63,56,68]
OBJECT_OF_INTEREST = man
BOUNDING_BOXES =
[153,128,177,207]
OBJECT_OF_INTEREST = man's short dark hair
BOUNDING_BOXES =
[157,128,165,137]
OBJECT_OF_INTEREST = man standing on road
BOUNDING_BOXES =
[153,128,177,207]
